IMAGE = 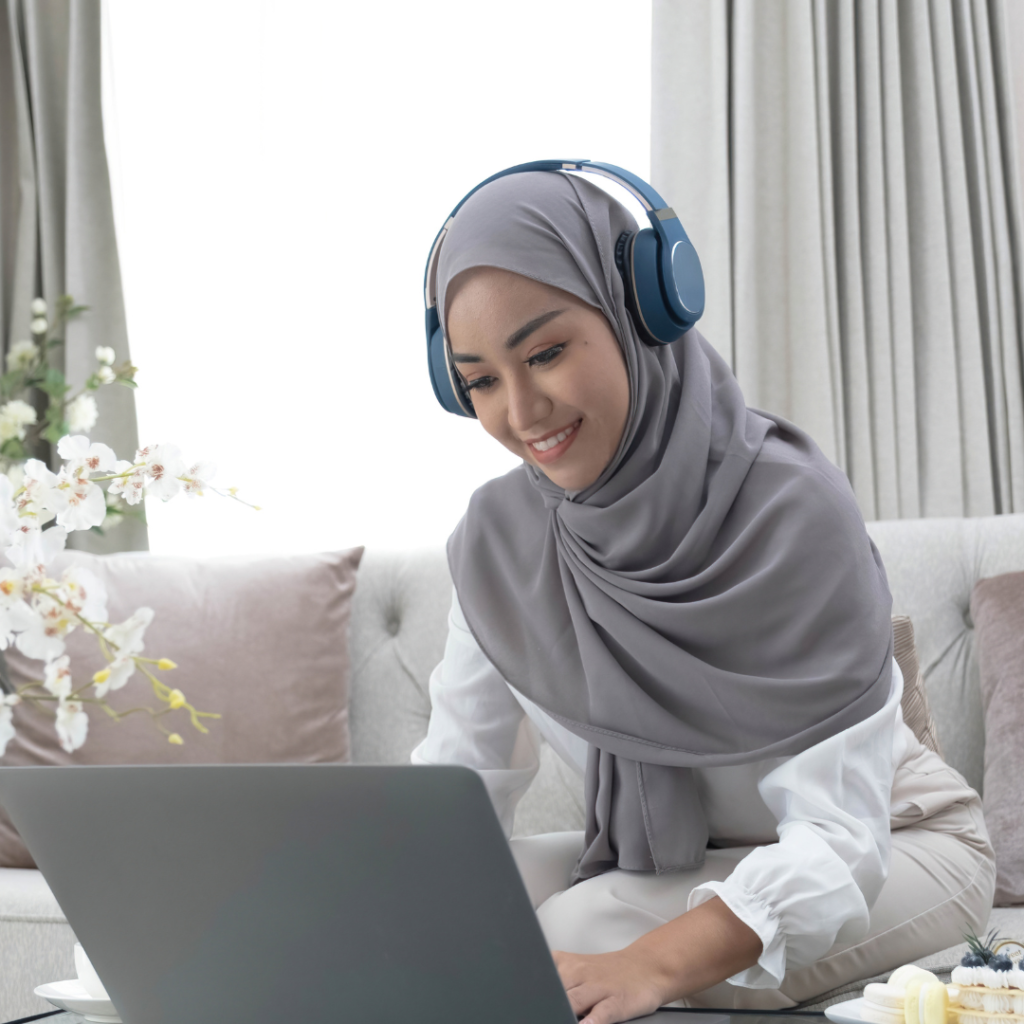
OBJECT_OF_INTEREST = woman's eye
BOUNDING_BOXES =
[528,344,564,367]
[463,375,496,392]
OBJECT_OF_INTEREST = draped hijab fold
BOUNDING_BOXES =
[440,172,894,882]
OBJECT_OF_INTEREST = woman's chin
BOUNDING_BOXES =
[532,459,603,492]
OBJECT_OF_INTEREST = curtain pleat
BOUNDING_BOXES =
[0,0,145,552]
[651,0,1024,520]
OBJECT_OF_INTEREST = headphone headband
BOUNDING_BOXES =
[424,159,704,417]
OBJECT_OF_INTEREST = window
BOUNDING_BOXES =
[103,0,651,555]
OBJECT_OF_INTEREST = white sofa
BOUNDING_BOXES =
[2,515,1024,1019]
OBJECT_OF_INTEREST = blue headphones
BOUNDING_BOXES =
[423,159,705,418]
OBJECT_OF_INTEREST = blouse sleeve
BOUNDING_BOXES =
[686,660,906,990]
[410,588,541,837]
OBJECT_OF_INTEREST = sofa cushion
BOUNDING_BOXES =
[0,547,363,868]
[970,571,1024,905]
[892,616,942,755]
[866,515,1024,793]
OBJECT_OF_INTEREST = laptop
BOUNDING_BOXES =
[0,764,582,1024]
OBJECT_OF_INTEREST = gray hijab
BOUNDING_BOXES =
[439,172,893,883]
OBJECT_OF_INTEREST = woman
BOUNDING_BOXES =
[412,169,994,1024]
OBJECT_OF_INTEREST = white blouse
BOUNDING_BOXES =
[411,590,908,990]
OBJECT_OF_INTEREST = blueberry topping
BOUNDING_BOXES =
[961,953,986,968]
[990,954,1013,972]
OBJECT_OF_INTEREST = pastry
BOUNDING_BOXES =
[950,930,1024,1024]
[861,966,940,1024]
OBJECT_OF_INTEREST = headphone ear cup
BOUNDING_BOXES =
[628,228,688,345]
[427,319,475,418]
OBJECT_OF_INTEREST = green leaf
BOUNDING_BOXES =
[0,438,26,460]
[39,368,70,398]
[46,337,64,349]
[116,378,139,389]
[65,305,89,318]
[0,370,23,398]
[40,420,69,444]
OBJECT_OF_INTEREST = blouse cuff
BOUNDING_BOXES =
[687,879,786,989]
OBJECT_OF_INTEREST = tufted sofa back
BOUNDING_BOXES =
[346,514,1024,835]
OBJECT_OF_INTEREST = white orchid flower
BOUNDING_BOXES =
[57,436,117,478]
[58,566,107,625]
[95,607,154,697]
[15,460,61,527]
[138,444,186,501]
[0,600,38,651]
[52,474,107,532]
[181,461,216,497]
[65,394,99,434]
[55,699,88,753]
[106,459,144,506]
[6,524,67,574]
[95,346,115,365]
[6,339,38,372]
[16,608,71,662]
[44,655,73,699]
[0,567,29,608]
[0,476,20,551]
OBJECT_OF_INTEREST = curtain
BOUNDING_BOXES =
[0,0,145,551]
[652,0,1024,521]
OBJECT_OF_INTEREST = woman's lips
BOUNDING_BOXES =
[526,420,581,464]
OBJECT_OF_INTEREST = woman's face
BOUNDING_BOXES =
[446,267,630,491]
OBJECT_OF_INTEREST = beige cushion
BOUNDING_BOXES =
[0,547,362,868]
[970,571,1024,906]
[892,615,942,756]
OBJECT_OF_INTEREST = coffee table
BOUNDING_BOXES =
[6,1009,826,1024]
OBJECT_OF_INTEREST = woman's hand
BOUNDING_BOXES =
[552,896,762,1024]
[553,946,668,1024]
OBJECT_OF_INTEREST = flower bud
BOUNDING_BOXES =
[30,317,47,335]
[157,658,177,670]
[167,689,186,710]
[92,668,111,684]
[167,733,184,745]
[30,297,47,316]
[95,345,116,365]
[97,366,116,385]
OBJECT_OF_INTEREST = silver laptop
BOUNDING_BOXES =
[0,764,578,1024]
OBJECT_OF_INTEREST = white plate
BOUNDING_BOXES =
[34,978,122,1023]
[826,996,871,1024]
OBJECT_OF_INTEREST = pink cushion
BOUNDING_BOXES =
[970,570,1024,906]
[0,547,362,868]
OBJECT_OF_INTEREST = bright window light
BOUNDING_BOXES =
[102,0,652,557]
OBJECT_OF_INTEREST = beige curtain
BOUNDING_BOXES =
[652,0,1024,521]
[0,0,145,551]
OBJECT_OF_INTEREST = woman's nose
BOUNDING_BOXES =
[506,375,551,434]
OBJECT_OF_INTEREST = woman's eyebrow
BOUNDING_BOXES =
[505,309,565,350]
[450,308,567,363]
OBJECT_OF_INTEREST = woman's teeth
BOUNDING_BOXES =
[530,422,578,452]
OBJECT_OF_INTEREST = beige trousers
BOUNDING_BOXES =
[510,739,996,1009]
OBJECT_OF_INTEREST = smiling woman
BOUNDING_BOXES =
[412,166,995,1024]
[446,269,629,492]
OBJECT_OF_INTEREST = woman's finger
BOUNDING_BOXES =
[565,981,604,1017]
[579,994,629,1024]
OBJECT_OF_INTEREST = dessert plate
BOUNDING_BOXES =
[825,996,870,1024]
[34,978,122,1023]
